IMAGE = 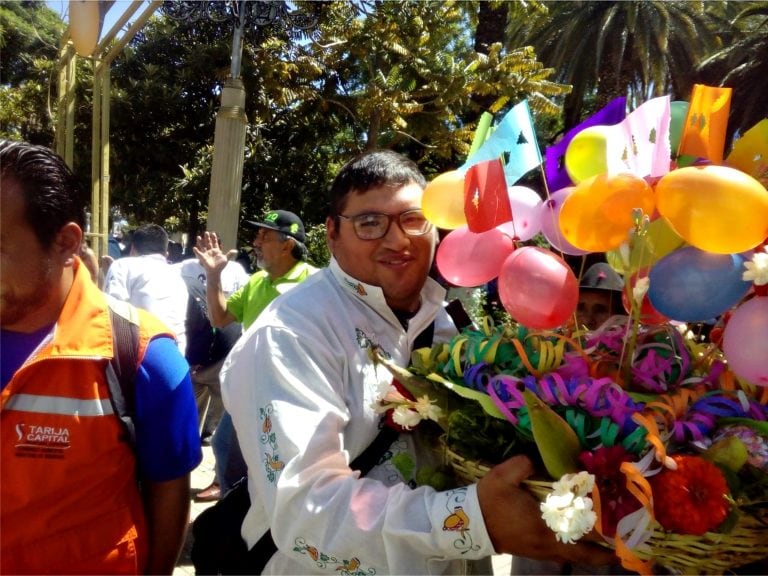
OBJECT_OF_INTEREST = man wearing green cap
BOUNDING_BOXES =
[193,210,318,499]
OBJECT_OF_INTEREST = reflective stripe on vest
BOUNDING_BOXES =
[4,393,114,416]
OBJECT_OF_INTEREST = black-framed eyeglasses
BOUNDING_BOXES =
[337,209,432,240]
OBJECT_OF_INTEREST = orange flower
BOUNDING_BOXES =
[649,455,730,535]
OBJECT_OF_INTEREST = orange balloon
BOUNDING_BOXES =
[422,171,467,230]
[655,165,768,254]
[559,173,656,252]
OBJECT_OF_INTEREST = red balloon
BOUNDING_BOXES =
[498,247,579,329]
[436,226,515,287]
[621,268,668,325]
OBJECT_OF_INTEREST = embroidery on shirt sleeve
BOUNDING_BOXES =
[293,537,376,575]
[259,403,284,483]
[441,488,481,554]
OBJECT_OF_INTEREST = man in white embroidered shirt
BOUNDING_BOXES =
[221,150,614,574]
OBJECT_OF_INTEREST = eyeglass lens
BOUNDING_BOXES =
[352,210,430,239]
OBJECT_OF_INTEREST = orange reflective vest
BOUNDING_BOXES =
[1,259,172,574]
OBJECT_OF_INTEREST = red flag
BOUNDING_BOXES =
[463,159,512,233]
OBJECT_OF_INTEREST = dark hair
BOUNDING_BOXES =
[0,139,86,247]
[275,231,308,261]
[131,224,169,255]
[328,150,426,218]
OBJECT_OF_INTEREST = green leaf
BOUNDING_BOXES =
[523,389,581,479]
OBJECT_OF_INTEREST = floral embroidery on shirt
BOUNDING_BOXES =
[293,538,376,574]
[441,488,481,554]
[378,439,420,487]
[259,403,284,483]
[357,328,391,360]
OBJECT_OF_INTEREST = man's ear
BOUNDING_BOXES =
[326,216,338,254]
[53,222,83,266]
[326,215,339,240]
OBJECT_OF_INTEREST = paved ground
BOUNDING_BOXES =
[174,445,217,576]
[173,446,513,575]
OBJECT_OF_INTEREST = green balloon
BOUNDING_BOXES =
[670,100,689,155]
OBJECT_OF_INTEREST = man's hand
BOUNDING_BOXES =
[477,455,615,565]
[193,232,238,276]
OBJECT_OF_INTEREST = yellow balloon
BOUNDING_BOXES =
[655,165,768,254]
[606,217,684,274]
[564,125,611,183]
[560,173,656,252]
[422,170,467,230]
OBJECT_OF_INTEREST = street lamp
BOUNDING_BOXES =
[162,0,320,251]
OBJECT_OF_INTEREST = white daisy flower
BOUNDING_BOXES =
[541,472,597,543]
[632,276,650,304]
[392,406,422,429]
[743,249,768,286]
[414,395,443,422]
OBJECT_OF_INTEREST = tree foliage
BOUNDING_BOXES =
[513,1,728,129]
[0,1,65,144]
[696,2,768,140]
[4,0,765,259]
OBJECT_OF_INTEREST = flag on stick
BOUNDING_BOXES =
[605,95,671,178]
[545,96,626,191]
[463,159,512,233]
[679,84,732,164]
[461,100,542,185]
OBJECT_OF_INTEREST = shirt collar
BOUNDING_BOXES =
[328,258,446,326]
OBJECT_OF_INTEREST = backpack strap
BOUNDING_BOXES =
[104,301,141,449]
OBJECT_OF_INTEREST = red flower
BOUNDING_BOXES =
[649,455,730,535]
[579,446,641,537]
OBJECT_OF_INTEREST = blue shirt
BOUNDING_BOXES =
[1,329,201,481]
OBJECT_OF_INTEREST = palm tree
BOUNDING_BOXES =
[695,3,768,140]
[517,1,726,129]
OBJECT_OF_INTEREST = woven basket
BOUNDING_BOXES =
[441,439,768,574]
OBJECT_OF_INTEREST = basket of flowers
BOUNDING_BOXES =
[371,93,768,574]
[373,315,768,574]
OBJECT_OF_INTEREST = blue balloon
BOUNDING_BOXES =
[648,247,751,322]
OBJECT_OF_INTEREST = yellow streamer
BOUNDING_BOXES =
[450,336,468,378]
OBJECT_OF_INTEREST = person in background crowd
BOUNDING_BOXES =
[0,139,201,574]
[576,262,625,330]
[174,256,249,446]
[192,210,318,501]
[103,223,190,355]
[220,149,614,574]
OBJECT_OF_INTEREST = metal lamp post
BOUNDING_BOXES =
[162,1,319,251]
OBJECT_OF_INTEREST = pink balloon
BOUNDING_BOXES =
[723,297,768,386]
[539,187,590,256]
[497,186,543,242]
[498,246,579,329]
[436,226,515,287]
